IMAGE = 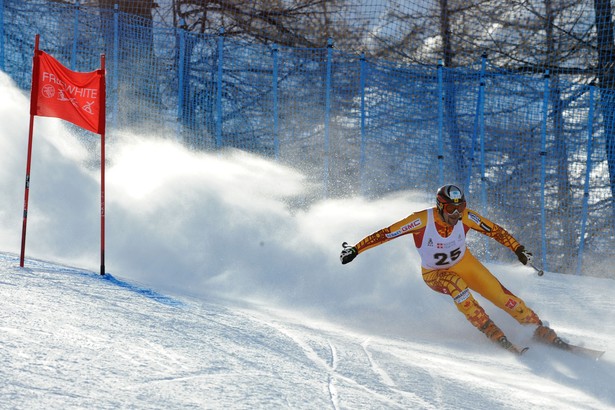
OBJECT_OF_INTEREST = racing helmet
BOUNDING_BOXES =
[436,184,466,215]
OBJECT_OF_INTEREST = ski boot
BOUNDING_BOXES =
[497,336,529,355]
[482,320,528,355]
[534,324,568,349]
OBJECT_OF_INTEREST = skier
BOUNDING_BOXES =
[340,184,563,354]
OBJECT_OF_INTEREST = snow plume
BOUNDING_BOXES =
[2,69,598,341]
[0,70,433,329]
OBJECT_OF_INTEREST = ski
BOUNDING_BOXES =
[534,326,605,360]
[553,341,605,360]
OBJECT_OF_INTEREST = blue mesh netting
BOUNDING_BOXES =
[1,0,615,276]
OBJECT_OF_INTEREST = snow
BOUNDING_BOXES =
[1,72,615,409]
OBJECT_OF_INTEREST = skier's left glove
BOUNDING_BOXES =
[515,245,533,265]
[340,242,358,264]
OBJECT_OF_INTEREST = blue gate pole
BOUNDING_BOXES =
[216,27,224,149]
[359,53,367,196]
[323,38,333,197]
[577,83,596,275]
[0,0,5,72]
[539,70,550,270]
[272,43,279,160]
[177,22,186,143]
[112,3,119,130]
[71,0,80,70]
[437,59,444,186]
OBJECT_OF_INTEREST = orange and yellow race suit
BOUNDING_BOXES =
[353,206,542,342]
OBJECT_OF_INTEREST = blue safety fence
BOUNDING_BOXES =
[1,0,614,276]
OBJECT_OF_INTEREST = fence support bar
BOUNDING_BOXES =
[71,0,80,70]
[323,38,333,197]
[539,70,550,270]
[177,23,186,143]
[0,0,5,71]
[577,84,596,275]
[437,59,444,186]
[272,43,279,160]
[359,53,367,195]
[477,54,489,260]
[112,4,119,130]
[216,27,224,148]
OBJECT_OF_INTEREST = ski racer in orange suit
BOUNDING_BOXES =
[340,184,563,354]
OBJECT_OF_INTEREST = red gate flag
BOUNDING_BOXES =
[31,50,105,135]
[21,35,108,275]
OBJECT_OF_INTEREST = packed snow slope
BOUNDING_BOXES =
[2,253,615,410]
[1,72,615,409]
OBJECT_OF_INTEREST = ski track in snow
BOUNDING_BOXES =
[246,311,449,409]
[361,337,396,387]
[327,341,340,410]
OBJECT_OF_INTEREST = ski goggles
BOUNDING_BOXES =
[442,201,466,215]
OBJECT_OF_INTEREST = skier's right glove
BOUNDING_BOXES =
[515,245,533,265]
[340,242,358,264]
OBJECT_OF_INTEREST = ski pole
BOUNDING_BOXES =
[529,261,544,276]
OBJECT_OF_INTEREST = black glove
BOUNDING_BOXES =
[515,245,533,265]
[340,242,358,264]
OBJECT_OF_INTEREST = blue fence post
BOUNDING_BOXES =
[437,59,444,186]
[112,3,119,131]
[577,83,596,275]
[468,53,487,192]
[478,54,487,200]
[323,37,333,197]
[360,52,367,195]
[0,0,5,71]
[71,0,80,70]
[216,27,224,149]
[177,21,186,143]
[539,70,550,270]
[272,43,279,160]
[478,54,489,260]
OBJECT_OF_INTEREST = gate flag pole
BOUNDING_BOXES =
[99,54,106,275]
[19,34,41,267]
